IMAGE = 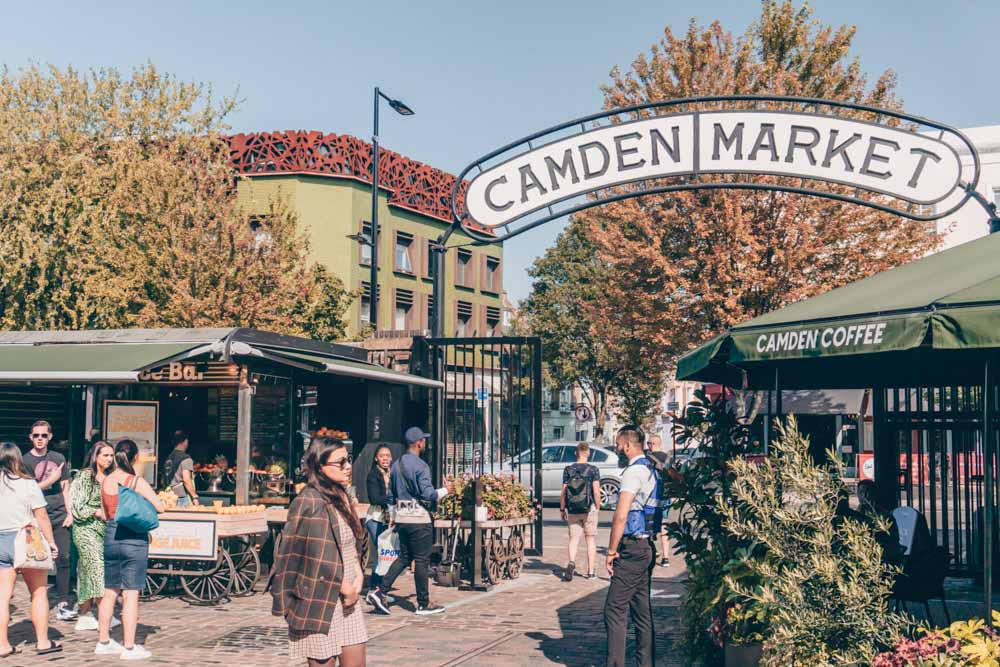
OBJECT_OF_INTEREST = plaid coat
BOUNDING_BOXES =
[271,487,348,634]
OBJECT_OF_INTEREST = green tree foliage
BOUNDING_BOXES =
[0,63,351,338]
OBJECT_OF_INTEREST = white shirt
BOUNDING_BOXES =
[0,475,47,532]
[619,455,657,512]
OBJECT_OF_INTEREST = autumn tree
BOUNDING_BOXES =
[0,63,351,338]
[521,220,667,436]
[580,1,942,365]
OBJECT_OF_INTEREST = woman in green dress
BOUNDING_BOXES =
[71,441,116,631]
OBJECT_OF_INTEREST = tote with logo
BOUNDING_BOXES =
[375,528,401,576]
[14,525,54,571]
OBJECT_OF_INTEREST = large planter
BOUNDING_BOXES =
[724,642,762,667]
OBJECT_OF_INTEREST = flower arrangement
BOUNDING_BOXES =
[874,614,1000,666]
[435,473,534,521]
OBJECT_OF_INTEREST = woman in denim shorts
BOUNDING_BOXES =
[95,440,164,661]
[0,442,62,657]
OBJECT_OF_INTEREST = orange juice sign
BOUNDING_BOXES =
[149,519,217,560]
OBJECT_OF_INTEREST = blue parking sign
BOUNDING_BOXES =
[476,387,489,402]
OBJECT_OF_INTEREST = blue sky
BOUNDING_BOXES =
[3,0,998,301]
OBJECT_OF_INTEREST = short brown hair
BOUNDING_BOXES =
[30,420,52,434]
[576,442,590,456]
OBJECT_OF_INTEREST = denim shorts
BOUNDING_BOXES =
[0,530,16,569]
[104,520,149,591]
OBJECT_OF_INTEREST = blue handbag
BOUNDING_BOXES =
[115,477,160,533]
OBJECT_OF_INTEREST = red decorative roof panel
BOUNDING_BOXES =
[227,131,481,232]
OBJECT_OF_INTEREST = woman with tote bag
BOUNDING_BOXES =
[95,440,164,661]
[364,445,393,593]
[0,442,61,658]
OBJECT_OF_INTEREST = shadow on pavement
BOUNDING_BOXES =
[525,571,687,667]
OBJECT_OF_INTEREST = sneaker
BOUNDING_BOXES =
[365,589,392,615]
[564,561,575,582]
[415,603,446,616]
[55,601,78,622]
[120,644,152,660]
[584,571,596,580]
[658,557,670,567]
[95,638,125,655]
[75,613,99,631]
[111,615,122,628]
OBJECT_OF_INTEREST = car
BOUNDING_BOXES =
[508,442,624,509]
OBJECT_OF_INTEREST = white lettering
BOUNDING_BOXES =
[863,324,875,345]
[807,330,819,349]
[833,327,847,347]
[874,322,887,344]
[756,335,768,353]
[821,328,834,348]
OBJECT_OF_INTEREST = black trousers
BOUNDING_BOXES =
[379,523,433,608]
[604,536,655,667]
[48,507,71,604]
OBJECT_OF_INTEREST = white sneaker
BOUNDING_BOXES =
[75,613,99,631]
[120,644,152,660]
[55,601,78,621]
[111,615,122,628]
[95,638,125,655]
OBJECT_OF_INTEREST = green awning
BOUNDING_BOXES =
[678,231,1000,388]
[257,349,444,389]
[0,343,207,382]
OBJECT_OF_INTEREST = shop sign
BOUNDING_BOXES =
[104,400,159,486]
[149,518,217,560]
[138,362,205,382]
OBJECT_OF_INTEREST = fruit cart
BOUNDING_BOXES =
[433,517,532,584]
[141,505,268,605]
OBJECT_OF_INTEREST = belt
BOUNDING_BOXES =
[622,534,650,542]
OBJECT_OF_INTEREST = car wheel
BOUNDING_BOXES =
[600,479,620,509]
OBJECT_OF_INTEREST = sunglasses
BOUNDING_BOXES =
[30,433,51,440]
[323,454,353,470]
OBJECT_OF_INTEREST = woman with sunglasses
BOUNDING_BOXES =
[272,437,367,667]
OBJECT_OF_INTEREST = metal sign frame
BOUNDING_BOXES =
[447,95,1000,244]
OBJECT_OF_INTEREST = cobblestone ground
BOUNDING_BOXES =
[7,509,686,666]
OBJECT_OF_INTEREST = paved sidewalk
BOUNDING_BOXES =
[7,509,686,666]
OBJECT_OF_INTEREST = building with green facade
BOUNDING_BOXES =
[228,131,504,341]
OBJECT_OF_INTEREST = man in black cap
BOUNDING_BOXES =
[366,426,452,616]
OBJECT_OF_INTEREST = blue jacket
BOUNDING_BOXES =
[387,452,438,506]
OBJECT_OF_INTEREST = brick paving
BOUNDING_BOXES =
[6,509,686,666]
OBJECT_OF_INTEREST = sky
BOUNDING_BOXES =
[3,0,999,302]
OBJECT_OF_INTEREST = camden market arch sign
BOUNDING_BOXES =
[447,95,999,243]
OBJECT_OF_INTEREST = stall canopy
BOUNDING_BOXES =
[0,328,443,388]
[677,231,1000,389]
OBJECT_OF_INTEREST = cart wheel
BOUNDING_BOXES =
[141,570,169,599]
[225,537,261,597]
[179,549,235,605]
[485,531,505,584]
[506,529,525,579]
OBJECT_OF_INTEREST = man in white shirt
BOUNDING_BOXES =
[604,426,658,667]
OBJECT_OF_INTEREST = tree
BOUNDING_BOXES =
[581,1,942,364]
[521,219,667,437]
[0,63,351,338]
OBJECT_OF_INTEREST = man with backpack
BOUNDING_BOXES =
[605,426,661,667]
[560,442,601,581]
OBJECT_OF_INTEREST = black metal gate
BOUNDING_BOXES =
[428,336,543,562]
[875,382,1000,575]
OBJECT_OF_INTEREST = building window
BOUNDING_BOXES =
[360,221,373,266]
[456,300,473,336]
[575,430,587,441]
[360,282,380,327]
[993,187,1000,209]
[395,232,414,274]
[456,249,472,287]
[553,426,564,440]
[486,306,501,336]
[484,257,500,292]
[394,289,414,330]
[426,295,435,329]
[559,389,571,412]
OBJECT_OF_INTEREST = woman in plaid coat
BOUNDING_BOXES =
[272,437,368,666]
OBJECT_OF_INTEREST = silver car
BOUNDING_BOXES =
[510,442,624,509]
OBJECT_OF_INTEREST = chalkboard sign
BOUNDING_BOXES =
[217,387,238,444]
[252,385,289,453]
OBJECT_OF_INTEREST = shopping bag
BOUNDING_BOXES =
[375,528,400,576]
[14,525,54,571]
[116,477,159,533]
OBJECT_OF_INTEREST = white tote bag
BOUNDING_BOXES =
[14,524,54,571]
[375,528,401,576]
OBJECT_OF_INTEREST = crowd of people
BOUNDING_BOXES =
[0,421,165,660]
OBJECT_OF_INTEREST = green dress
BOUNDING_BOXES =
[71,470,106,602]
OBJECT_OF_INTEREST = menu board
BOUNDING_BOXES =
[252,385,290,453]
[104,400,159,486]
[149,518,217,560]
[216,387,238,444]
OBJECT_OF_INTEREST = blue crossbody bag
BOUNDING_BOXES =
[115,476,160,533]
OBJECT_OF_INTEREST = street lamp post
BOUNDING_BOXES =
[369,86,414,330]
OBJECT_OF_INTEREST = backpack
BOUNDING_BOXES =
[565,467,593,514]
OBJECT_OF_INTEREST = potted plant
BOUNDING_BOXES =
[722,602,766,667]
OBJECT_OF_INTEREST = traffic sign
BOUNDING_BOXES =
[476,387,489,402]
[575,405,592,422]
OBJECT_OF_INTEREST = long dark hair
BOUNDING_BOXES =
[304,437,363,540]
[114,439,139,476]
[0,442,32,488]
[85,440,116,478]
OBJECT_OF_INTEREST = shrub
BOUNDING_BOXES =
[435,474,534,521]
